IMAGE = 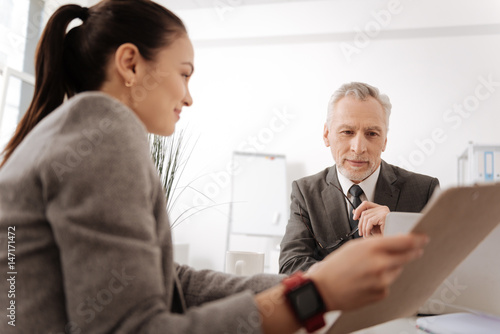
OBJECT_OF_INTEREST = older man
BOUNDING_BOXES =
[279,82,439,275]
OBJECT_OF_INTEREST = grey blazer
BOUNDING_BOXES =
[279,161,440,275]
[0,92,281,334]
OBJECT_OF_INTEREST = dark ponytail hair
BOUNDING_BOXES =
[0,0,186,167]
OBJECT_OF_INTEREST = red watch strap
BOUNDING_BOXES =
[282,271,326,333]
[305,313,326,333]
[282,270,309,289]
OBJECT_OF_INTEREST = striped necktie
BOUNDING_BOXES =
[348,185,364,238]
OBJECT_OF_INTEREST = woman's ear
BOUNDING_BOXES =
[113,43,141,86]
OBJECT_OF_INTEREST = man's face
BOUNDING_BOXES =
[323,95,388,183]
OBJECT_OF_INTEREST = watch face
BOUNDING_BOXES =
[288,281,326,321]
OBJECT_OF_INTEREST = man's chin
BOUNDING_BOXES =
[339,167,372,182]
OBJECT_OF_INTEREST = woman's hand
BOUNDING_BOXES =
[307,234,428,311]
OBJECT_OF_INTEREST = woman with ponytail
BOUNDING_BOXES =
[0,1,428,333]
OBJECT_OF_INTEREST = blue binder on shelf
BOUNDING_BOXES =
[484,151,494,181]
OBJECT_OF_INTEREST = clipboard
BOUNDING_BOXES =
[326,182,500,334]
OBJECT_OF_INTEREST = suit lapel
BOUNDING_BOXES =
[322,166,351,239]
[374,160,400,211]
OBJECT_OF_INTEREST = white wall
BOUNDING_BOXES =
[34,0,500,271]
[166,0,500,272]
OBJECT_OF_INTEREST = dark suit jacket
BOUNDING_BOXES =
[279,160,439,274]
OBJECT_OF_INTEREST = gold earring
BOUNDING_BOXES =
[125,80,134,88]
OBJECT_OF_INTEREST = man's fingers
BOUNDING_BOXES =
[355,209,373,236]
[364,216,377,237]
[358,211,379,237]
[353,201,376,219]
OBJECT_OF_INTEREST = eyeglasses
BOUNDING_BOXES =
[296,184,359,251]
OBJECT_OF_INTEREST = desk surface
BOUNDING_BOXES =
[351,316,417,333]
[294,313,419,334]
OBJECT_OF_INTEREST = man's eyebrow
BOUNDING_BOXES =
[182,62,194,75]
[365,126,384,132]
[334,125,384,132]
[336,124,355,130]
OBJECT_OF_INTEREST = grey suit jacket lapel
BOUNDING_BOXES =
[322,166,351,239]
[374,160,400,211]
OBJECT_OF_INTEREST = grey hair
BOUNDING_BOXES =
[326,82,392,130]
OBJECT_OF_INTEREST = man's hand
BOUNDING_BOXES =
[307,234,429,311]
[354,201,390,237]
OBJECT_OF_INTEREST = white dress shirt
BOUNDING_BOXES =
[336,164,381,213]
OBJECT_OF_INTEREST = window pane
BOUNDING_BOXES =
[0,76,23,146]
[0,0,30,150]
[0,0,29,71]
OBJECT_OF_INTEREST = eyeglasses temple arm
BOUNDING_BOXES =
[331,184,356,209]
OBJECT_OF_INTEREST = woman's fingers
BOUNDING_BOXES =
[311,234,429,312]
[375,234,429,254]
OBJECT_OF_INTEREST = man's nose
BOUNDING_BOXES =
[350,133,366,154]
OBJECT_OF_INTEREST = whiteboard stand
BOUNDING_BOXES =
[226,151,288,274]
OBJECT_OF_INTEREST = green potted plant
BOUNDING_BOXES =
[149,130,220,229]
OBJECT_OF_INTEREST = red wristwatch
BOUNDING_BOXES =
[282,271,326,333]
